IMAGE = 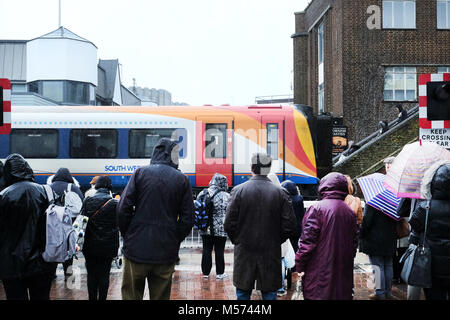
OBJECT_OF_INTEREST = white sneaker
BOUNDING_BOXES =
[216,273,228,279]
[277,290,287,297]
[203,274,209,279]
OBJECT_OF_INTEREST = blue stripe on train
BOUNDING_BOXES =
[34,172,316,190]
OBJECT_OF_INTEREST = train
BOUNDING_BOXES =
[0,104,318,197]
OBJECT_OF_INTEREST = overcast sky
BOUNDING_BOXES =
[0,0,310,105]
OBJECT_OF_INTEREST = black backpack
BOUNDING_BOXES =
[194,190,220,233]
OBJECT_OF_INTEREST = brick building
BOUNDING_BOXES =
[292,0,450,141]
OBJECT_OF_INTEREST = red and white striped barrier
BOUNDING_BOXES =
[0,78,11,135]
[418,73,450,129]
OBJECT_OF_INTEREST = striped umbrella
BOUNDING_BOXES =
[384,142,450,199]
[357,173,401,221]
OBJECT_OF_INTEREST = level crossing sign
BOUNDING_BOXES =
[0,78,11,135]
[418,73,450,148]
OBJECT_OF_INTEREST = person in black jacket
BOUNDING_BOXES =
[0,154,57,300]
[281,180,305,254]
[410,160,450,300]
[80,175,119,300]
[117,138,195,300]
[360,204,397,300]
[0,160,5,192]
[50,167,84,279]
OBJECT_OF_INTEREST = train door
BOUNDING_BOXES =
[195,116,234,187]
[261,116,285,180]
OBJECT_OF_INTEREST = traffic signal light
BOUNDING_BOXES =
[427,81,450,121]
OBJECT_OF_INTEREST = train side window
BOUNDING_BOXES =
[205,124,227,159]
[10,129,59,158]
[70,129,117,158]
[267,123,279,160]
[129,128,187,158]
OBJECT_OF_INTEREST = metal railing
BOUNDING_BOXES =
[180,201,319,249]
[332,105,419,166]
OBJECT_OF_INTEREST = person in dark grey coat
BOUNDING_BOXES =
[224,153,296,300]
[117,138,194,300]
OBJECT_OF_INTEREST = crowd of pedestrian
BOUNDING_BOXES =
[1,137,449,301]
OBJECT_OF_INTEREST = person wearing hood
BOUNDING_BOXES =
[117,138,194,300]
[49,167,84,201]
[0,154,57,300]
[281,180,305,254]
[79,176,119,300]
[224,153,297,300]
[49,167,84,279]
[295,172,358,300]
[197,173,230,280]
[409,160,450,300]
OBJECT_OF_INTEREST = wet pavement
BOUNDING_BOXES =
[0,248,412,300]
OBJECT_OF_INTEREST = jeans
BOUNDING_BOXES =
[236,288,277,300]
[278,258,286,292]
[2,272,54,300]
[201,235,227,276]
[85,255,114,300]
[369,255,393,298]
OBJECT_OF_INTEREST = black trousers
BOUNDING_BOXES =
[84,255,114,300]
[201,235,227,276]
[424,287,450,300]
[2,272,54,300]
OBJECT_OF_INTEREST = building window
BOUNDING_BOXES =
[205,124,227,159]
[266,123,279,160]
[129,128,187,158]
[318,84,325,113]
[318,23,324,65]
[42,81,64,102]
[437,0,450,29]
[70,129,118,158]
[384,67,417,101]
[383,1,416,29]
[318,22,325,114]
[438,66,450,73]
[27,80,93,105]
[10,129,58,158]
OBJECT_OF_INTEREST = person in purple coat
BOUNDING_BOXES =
[295,172,359,300]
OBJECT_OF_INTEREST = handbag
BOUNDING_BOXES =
[396,218,410,239]
[399,200,432,288]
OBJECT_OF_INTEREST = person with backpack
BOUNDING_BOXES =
[117,138,194,300]
[196,173,230,280]
[49,167,84,279]
[79,176,119,300]
[0,154,58,300]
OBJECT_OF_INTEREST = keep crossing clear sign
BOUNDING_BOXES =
[420,128,450,149]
